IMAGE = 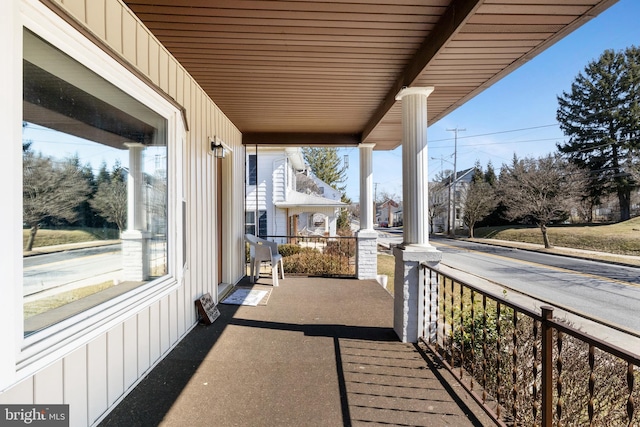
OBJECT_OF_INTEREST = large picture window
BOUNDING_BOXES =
[22,30,169,336]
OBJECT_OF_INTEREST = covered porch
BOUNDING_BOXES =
[100,276,492,426]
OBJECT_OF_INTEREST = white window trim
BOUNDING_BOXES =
[1,0,186,387]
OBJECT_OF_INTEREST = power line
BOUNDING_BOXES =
[429,124,558,144]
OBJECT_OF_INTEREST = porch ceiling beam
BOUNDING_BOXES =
[243,132,361,147]
[361,0,482,142]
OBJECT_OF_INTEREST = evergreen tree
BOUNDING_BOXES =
[484,161,497,186]
[556,46,640,221]
[90,162,128,233]
[461,162,498,237]
[301,147,348,193]
[301,147,351,232]
[66,154,99,228]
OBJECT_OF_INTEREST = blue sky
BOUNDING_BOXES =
[341,0,640,201]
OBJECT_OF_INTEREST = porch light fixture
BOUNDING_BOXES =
[210,136,227,158]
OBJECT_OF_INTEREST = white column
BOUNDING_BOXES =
[125,143,145,231]
[392,87,442,343]
[122,142,150,282]
[396,87,434,248]
[359,143,375,231]
[356,143,377,280]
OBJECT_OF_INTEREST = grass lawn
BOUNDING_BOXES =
[377,253,395,293]
[474,217,640,257]
[24,281,114,318]
[23,227,119,249]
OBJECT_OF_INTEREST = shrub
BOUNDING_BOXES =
[282,251,353,276]
[324,239,355,258]
[277,243,316,258]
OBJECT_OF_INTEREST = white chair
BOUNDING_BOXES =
[245,234,284,286]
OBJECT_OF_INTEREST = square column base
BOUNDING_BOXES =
[121,230,151,282]
[356,229,378,280]
[393,245,442,343]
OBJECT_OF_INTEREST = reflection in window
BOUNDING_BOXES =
[22,30,168,336]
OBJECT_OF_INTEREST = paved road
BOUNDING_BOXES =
[433,236,640,284]
[430,236,640,335]
[375,229,640,334]
[23,245,122,297]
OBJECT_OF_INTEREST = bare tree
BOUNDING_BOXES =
[497,155,587,248]
[296,172,321,194]
[23,152,91,251]
[462,180,497,238]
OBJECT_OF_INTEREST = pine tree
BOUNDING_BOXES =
[90,162,128,233]
[556,46,640,221]
[301,147,351,232]
[301,147,348,193]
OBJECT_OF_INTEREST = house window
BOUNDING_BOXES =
[248,154,257,185]
[22,30,169,336]
[245,210,267,236]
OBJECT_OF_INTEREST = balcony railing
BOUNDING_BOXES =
[420,263,640,426]
[260,235,357,278]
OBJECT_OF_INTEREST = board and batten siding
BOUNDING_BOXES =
[0,1,246,426]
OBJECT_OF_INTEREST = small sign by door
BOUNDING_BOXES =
[195,292,220,325]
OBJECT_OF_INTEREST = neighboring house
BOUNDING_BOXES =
[430,168,474,233]
[376,199,402,227]
[245,147,345,242]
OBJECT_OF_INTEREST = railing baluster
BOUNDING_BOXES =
[512,309,518,425]
[450,277,455,369]
[460,283,465,379]
[496,302,502,419]
[470,289,475,392]
[557,330,564,427]
[588,345,595,425]
[483,294,488,405]
[542,307,553,427]
[628,362,635,426]
[423,268,428,339]
[435,273,440,354]
[443,277,448,359]
[533,319,539,424]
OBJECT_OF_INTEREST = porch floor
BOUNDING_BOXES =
[99,275,494,426]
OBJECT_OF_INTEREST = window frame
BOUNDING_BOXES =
[7,0,185,383]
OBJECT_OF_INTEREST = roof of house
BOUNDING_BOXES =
[275,191,346,216]
[441,167,475,185]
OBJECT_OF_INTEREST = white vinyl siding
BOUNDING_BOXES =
[0,3,245,427]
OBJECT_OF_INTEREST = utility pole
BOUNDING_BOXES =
[374,182,379,225]
[446,128,465,236]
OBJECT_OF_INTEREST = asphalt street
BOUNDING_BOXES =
[377,228,640,336]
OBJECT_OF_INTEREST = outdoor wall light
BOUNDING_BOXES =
[210,136,227,158]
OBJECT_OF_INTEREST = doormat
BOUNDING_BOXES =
[221,287,271,306]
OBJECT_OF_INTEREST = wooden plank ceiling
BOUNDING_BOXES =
[124,0,618,150]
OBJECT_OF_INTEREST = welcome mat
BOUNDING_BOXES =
[221,287,271,306]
